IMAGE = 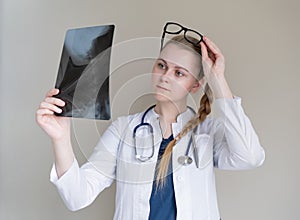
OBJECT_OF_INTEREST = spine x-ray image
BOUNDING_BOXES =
[54,24,115,120]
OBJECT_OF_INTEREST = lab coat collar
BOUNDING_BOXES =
[148,106,196,138]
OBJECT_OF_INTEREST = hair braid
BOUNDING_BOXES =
[155,84,213,189]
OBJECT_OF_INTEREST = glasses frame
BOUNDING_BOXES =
[160,22,204,52]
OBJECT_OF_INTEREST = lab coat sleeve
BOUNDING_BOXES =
[49,118,121,211]
[212,95,265,170]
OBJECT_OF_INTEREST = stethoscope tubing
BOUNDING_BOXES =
[133,105,199,167]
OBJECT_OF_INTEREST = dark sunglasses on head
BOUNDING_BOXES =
[160,22,204,51]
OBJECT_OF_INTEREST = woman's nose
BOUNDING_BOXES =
[160,68,173,82]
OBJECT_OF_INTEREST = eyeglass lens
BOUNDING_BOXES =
[184,30,202,44]
[165,23,184,34]
[165,23,202,44]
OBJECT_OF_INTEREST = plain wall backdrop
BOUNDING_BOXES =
[1,0,299,219]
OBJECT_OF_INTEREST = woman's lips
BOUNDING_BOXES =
[156,85,170,91]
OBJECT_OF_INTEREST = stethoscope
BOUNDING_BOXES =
[133,105,199,168]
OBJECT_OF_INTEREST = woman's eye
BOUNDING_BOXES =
[176,70,185,77]
[157,62,166,69]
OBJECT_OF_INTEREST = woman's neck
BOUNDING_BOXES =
[154,101,187,123]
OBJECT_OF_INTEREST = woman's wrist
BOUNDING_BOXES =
[51,138,74,178]
[208,75,233,99]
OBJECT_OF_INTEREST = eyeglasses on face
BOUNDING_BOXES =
[160,22,204,51]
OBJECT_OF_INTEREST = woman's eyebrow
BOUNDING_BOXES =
[157,58,167,64]
[157,58,191,73]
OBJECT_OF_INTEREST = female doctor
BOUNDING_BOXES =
[36,22,265,220]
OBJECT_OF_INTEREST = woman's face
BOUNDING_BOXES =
[152,43,202,104]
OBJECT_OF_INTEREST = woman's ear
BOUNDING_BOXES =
[190,78,205,94]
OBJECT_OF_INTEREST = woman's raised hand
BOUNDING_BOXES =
[200,36,233,99]
[36,88,71,141]
[200,36,226,80]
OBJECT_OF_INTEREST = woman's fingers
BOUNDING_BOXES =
[200,41,213,65]
[200,41,208,59]
[45,97,65,107]
[203,36,222,56]
[36,88,65,118]
[201,36,225,67]
[44,88,65,109]
[36,108,54,125]
[46,88,59,98]
[36,108,54,117]
[39,101,63,114]
[200,36,226,79]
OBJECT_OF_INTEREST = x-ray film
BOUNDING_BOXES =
[54,24,114,120]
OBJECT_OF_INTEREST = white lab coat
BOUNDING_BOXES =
[50,96,265,220]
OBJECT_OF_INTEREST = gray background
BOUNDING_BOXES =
[1,0,299,219]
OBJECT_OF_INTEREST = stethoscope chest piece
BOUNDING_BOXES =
[178,155,193,166]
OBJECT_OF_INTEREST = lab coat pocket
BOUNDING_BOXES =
[194,134,213,169]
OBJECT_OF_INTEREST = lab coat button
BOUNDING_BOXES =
[177,176,183,181]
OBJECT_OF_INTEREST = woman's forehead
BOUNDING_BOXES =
[159,43,201,74]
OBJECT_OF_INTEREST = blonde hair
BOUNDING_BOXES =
[155,35,213,189]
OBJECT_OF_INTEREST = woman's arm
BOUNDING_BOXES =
[199,37,265,169]
[36,88,120,210]
[49,118,121,211]
[212,96,265,169]
[36,88,75,177]
[52,138,74,178]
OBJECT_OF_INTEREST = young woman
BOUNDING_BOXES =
[36,22,265,220]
